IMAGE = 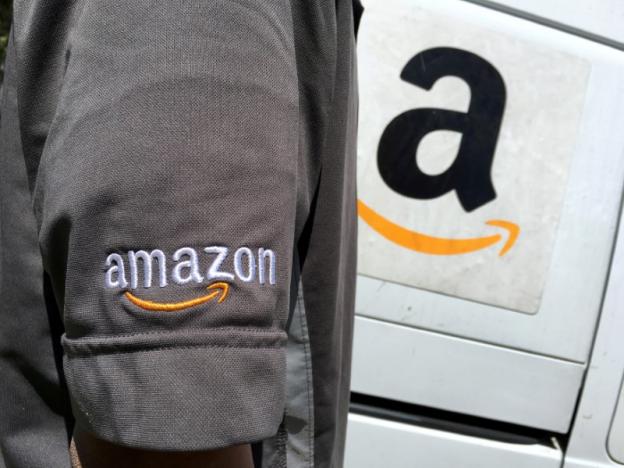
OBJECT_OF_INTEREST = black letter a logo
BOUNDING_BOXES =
[377,48,506,212]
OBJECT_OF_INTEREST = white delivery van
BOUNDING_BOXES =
[345,1,624,467]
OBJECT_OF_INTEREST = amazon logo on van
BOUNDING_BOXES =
[358,47,520,256]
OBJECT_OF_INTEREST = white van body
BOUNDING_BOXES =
[345,1,624,466]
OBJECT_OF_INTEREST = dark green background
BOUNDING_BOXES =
[1,0,11,81]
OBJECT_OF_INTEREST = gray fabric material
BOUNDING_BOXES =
[287,3,359,466]
[263,281,315,468]
[285,285,315,468]
[1,0,358,466]
[64,332,287,453]
[0,31,72,468]
[296,2,359,466]
[65,342,286,451]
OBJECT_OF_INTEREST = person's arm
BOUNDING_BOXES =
[70,429,253,468]
[20,0,299,461]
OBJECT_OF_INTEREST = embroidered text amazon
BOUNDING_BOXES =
[104,246,276,289]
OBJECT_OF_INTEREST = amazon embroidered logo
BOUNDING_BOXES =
[124,282,230,312]
[360,47,520,256]
[104,246,275,311]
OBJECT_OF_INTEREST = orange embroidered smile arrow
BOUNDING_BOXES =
[125,281,230,312]
[357,199,519,256]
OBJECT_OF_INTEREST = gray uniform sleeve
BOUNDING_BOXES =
[27,0,298,451]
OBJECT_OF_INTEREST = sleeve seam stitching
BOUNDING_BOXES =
[65,342,285,358]
[64,327,284,341]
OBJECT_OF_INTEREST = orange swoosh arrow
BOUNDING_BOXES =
[357,199,519,256]
[125,281,230,312]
